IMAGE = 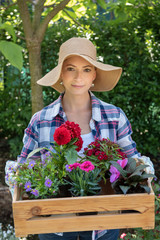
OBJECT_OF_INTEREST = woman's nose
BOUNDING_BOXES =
[74,70,83,80]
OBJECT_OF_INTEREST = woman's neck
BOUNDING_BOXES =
[62,92,91,113]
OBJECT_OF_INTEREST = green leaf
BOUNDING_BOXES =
[0,21,16,42]
[126,158,137,172]
[128,171,142,178]
[27,147,45,159]
[104,161,110,170]
[97,0,107,9]
[140,185,151,194]
[67,0,77,8]
[119,185,130,195]
[134,164,150,172]
[130,182,138,188]
[65,148,78,164]
[52,11,62,22]
[0,40,23,71]
[141,173,156,179]
[72,5,87,18]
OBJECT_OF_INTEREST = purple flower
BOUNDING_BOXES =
[109,159,128,183]
[65,164,72,172]
[31,189,39,196]
[45,179,52,187]
[5,173,9,181]
[8,166,17,173]
[24,181,32,192]
[42,152,51,161]
[28,160,36,169]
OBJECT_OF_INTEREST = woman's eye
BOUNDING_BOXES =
[84,68,91,72]
[67,67,74,71]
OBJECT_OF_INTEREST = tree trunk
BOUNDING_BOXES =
[16,0,71,114]
[28,42,44,115]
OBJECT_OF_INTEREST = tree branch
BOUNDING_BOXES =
[37,0,71,41]
[2,2,17,11]
[16,34,26,41]
[32,0,46,32]
[43,3,56,8]
[17,0,33,43]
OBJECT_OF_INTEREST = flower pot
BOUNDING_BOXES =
[58,184,71,197]
[99,178,115,195]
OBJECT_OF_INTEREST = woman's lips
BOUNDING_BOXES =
[72,84,84,88]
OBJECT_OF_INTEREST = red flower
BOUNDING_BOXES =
[98,154,104,161]
[87,149,94,156]
[117,149,127,159]
[74,136,83,152]
[53,127,71,145]
[60,121,83,151]
[61,121,81,138]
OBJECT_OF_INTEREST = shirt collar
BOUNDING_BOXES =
[51,93,66,119]
[90,92,102,122]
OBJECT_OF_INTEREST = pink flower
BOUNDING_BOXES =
[120,233,127,239]
[69,162,81,170]
[79,161,95,172]
[117,158,128,168]
[109,165,120,183]
[109,159,128,183]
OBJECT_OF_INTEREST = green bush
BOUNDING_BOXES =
[84,7,160,157]
[1,2,160,160]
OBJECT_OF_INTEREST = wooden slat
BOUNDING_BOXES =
[14,210,155,237]
[13,192,154,218]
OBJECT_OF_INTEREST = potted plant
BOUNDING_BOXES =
[109,158,155,195]
[83,138,127,194]
[83,138,127,179]
[65,161,101,197]
[11,121,83,199]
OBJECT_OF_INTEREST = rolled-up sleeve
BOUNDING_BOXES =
[117,109,155,174]
[117,108,139,157]
[17,113,39,163]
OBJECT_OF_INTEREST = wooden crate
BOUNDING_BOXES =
[12,184,155,237]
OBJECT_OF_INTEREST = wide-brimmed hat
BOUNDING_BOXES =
[37,37,122,92]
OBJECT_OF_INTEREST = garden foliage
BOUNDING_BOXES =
[0,0,159,162]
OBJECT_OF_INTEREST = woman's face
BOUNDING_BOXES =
[61,56,96,96]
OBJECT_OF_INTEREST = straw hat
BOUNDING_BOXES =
[37,37,122,92]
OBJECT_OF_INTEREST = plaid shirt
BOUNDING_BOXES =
[18,92,140,163]
[17,91,154,174]
[8,92,154,240]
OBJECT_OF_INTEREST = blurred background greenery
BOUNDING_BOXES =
[0,0,159,161]
[0,1,160,238]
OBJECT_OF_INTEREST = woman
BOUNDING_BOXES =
[6,37,154,240]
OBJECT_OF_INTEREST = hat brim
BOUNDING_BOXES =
[37,54,122,92]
